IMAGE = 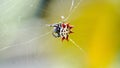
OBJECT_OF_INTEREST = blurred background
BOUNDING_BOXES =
[0,0,120,68]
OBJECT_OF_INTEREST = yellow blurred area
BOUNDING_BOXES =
[70,1,119,68]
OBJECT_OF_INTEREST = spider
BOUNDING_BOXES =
[48,19,73,41]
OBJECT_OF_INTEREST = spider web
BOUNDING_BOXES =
[0,0,85,54]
